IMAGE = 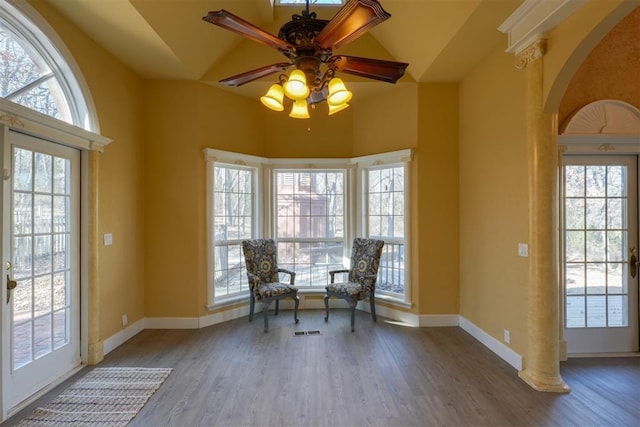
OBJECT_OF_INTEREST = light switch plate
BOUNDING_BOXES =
[104,233,113,246]
[518,243,528,257]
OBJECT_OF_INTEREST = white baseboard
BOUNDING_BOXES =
[144,316,199,330]
[459,316,523,371]
[102,308,523,373]
[103,318,145,355]
[418,314,460,327]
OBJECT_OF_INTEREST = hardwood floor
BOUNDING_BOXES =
[6,310,640,426]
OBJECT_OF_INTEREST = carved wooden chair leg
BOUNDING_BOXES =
[349,299,357,332]
[262,300,271,333]
[324,294,330,322]
[293,295,300,323]
[249,293,255,322]
[370,295,377,322]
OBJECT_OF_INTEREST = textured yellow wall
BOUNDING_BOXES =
[459,47,529,355]
[558,7,640,125]
[28,1,147,342]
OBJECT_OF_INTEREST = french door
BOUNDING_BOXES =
[2,130,80,411]
[563,155,639,354]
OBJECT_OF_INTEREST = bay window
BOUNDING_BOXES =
[205,148,412,308]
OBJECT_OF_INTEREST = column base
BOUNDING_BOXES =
[87,341,104,365]
[519,368,570,393]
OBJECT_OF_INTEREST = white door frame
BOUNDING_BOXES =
[0,101,110,420]
[559,99,640,356]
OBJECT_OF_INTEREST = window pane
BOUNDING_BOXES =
[212,165,254,298]
[586,166,606,197]
[586,296,606,327]
[565,199,584,229]
[565,166,585,197]
[585,199,605,229]
[366,165,406,296]
[565,263,585,295]
[607,166,624,197]
[214,244,248,297]
[608,295,627,327]
[275,170,345,287]
[566,296,585,328]
[278,241,344,287]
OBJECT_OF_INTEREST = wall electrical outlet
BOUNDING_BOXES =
[504,329,511,344]
[122,314,128,327]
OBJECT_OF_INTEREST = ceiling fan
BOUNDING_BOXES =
[203,0,409,117]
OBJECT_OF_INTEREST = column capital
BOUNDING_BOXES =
[515,38,546,69]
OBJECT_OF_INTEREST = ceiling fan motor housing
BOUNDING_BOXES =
[278,10,331,62]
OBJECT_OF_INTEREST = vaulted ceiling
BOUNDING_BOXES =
[47,0,524,99]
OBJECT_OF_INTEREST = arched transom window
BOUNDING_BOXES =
[0,0,94,131]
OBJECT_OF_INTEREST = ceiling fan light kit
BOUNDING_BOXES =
[203,0,408,119]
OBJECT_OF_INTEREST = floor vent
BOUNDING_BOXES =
[293,330,322,336]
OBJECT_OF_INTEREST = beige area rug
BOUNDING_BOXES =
[17,367,172,427]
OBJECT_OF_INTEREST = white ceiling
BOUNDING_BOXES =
[47,0,524,98]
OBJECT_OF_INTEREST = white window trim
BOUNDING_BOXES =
[354,149,413,306]
[203,149,268,308]
[203,148,414,309]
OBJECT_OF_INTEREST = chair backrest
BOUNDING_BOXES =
[348,238,385,292]
[242,239,280,284]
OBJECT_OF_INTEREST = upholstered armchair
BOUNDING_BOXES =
[324,238,384,332]
[241,239,299,332]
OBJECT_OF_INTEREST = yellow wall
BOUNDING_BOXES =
[263,103,354,158]
[416,83,460,314]
[459,47,529,355]
[28,1,147,342]
[143,80,263,317]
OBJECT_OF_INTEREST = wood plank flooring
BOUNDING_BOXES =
[6,310,640,426]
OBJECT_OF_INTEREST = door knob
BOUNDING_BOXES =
[6,274,16,304]
[630,247,638,279]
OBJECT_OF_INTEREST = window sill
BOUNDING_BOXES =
[375,293,413,309]
[206,289,413,311]
[206,294,248,311]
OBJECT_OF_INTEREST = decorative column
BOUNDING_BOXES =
[87,149,104,365]
[516,39,569,392]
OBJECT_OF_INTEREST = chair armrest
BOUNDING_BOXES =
[329,269,350,283]
[277,268,296,284]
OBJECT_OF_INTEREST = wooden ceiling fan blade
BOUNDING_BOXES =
[219,63,292,87]
[315,0,391,51]
[203,10,295,54]
[330,56,408,84]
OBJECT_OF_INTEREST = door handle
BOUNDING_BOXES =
[630,247,638,279]
[6,274,16,304]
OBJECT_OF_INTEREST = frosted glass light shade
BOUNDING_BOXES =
[260,84,285,111]
[328,102,349,115]
[289,99,310,119]
[283,70,310,100]
[327,78,352,106]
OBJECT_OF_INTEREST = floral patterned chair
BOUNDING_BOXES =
[324,238,384,332]
[242,239,299,332]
